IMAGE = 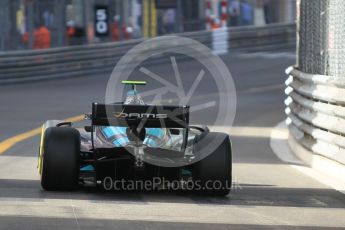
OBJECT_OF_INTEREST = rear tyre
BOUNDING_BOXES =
[192,132,232,196]
[41,127,80,191]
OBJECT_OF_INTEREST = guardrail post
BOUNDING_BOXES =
[53,0,66,47]
[212,28,228,55]
[0,0,6,51]
[27,0,34,49]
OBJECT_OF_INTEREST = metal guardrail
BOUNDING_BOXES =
[285,67,345,165]
[0,23,295,85]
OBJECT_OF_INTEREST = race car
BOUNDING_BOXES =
[38,81,232,195]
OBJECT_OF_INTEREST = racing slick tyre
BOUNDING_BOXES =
[192,132,232,196]
[40,127,80,191]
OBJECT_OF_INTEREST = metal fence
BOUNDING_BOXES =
[297,0,345,76]
[0,23,295,85]
[286,0,345,165]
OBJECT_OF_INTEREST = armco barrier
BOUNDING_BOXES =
[0,23,295,84]
[285,67,345,165]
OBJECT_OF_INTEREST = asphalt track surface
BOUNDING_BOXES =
[0,51,345,230]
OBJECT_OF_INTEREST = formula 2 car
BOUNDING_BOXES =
[38,81,232,195]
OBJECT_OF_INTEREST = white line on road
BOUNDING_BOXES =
[236,52,296,60]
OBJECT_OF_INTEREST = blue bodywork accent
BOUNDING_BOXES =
[144,128,165,146]
[101,126,165,147]
[80,165,95,171]
[102,127,129,147]
[127,90,137,96]
[181,169,192,176]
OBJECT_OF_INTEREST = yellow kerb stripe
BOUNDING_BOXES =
[0,114,84,154]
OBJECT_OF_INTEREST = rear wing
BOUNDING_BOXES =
[91,103,189,128]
